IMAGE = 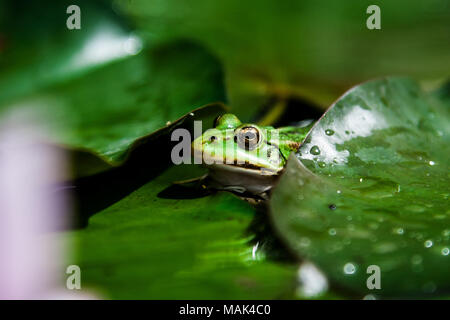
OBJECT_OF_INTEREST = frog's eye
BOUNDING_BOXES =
[235,126,260,151]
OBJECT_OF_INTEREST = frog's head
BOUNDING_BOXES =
[192,114,285,175]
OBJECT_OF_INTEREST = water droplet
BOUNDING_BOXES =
[424,240,433,248]
[359,178,363,182]
[328,204,337,210]
[429,161,435,166]
[343,263,356,275]
[318,161,326,168]
[441,247,449,256]
[328,228,337,236]
[123,35,143,55]
[310,146,321,155]
[337,190,342,194]
[325,129,334,136]
[394,227,404,235]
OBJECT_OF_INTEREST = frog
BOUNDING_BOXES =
[190,113,314,199]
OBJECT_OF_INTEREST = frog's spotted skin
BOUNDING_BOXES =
[191,113,314,197]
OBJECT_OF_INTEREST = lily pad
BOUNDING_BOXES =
[270,78,450,298]
[0,40,226,177]
[71,164,296,299]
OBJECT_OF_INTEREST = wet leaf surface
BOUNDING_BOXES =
[270,78,450,298]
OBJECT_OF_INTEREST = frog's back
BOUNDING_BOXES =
[277,124,314,158]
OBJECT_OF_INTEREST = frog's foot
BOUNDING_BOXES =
[217,185,270,204]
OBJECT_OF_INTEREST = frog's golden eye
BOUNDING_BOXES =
[235,126,260,151]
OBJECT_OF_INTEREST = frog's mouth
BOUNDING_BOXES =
[213,162,280,175]
[222,160,271,171]
[192,148,284,176]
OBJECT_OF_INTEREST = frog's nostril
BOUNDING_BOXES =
[210,136,217,142]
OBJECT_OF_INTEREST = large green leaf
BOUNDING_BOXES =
[270,78,450,298]
[0,40,226,176]
[70,164,296,299]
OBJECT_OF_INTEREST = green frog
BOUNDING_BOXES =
[191,114,314,199]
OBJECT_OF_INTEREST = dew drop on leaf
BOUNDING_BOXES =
[310,145,321,155]
[424,240,433,248]
[343,263,356,275]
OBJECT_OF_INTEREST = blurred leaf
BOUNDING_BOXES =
[270,78,450,298]
[0,0,133,103]
[0,40,226,176]
[71,164,296,299]
[0,1,227,177]
[120,0,450,120]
